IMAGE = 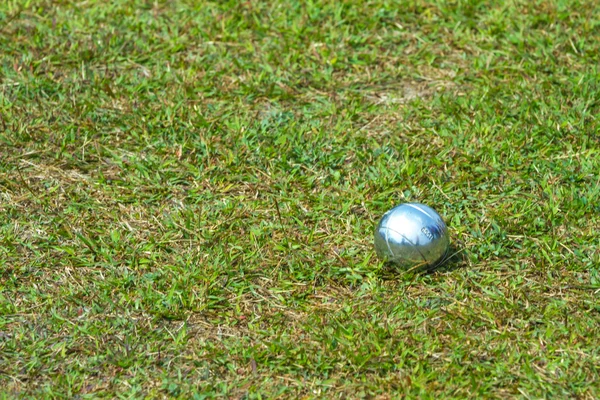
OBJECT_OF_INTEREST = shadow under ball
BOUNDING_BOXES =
[374,203,450,270]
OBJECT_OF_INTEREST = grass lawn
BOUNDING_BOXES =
[1,0,600,398]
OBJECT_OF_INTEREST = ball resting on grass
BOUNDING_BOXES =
[374,203,450,271]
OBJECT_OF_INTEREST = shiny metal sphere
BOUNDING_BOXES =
[374,203,449,270]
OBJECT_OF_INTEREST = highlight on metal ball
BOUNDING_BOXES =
[374,203,450,271]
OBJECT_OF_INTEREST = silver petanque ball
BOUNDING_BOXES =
[374,203,450,271]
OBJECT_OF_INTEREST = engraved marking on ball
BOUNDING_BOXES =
[421,227,434,240]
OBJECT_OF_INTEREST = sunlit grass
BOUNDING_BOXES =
[1,0,599,398]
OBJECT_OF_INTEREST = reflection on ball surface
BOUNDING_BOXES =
[374,203,449,270]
